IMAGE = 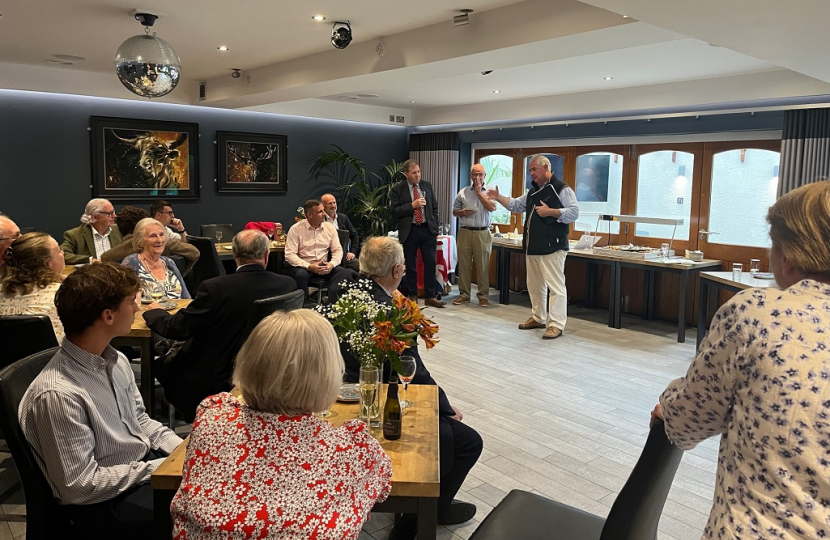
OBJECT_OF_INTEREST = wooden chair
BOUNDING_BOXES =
[469,419,683,540]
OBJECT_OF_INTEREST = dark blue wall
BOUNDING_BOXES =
[0,90,409,239]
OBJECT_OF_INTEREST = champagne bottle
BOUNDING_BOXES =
[383,378,402,440]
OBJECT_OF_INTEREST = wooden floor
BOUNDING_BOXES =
[0,288,716,540]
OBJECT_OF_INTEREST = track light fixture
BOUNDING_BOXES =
[331,21,353,49]
[231,68,241,79]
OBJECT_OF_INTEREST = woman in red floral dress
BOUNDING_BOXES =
[171,309,392,539]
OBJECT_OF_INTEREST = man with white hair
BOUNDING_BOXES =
[61,198,123,264]
[0,215,21,266]
[489,155,579,339]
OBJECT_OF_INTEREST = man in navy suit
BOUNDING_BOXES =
[390,159,446,308]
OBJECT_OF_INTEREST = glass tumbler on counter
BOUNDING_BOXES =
[750,259,761,274]
[732,263,743,282]
[661,243,670,258]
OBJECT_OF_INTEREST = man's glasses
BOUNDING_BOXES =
[0,232,20,241]
[159,210,175,215]
[471,173,485,178]
[97,211,117,217]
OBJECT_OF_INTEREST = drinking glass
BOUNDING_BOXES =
[215,230,223,243]
[750,259,761,274]
[398,356,417,409]
[661,243,670,258]
[732,263,743,282]
[144,281,167,303]
[359,366,381,426]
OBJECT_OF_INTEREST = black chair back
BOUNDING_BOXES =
[200,223,233,241]
[337,229,350,255]
[241,289,305,341]
[0,347,69,539]
[169,254,187,277]
[600,419,683,540]
[186,235,226,293]
[0,316,58,370]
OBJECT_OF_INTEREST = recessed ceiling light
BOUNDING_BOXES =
[409,100,417,104]
[604,76,613,80]
[44,59,73,65]
[53,54,85,62]
[217,46,229,51]
[622,15,629,18]
[312,14,326,21]
[493,90,500,94]
[356,93,379,98]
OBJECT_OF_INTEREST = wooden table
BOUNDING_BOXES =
[696,271,778,348]
[491,238,721,342]
[111,299,191,414]
[151,384,440,540]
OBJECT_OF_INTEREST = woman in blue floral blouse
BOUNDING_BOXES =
[653,180,830,540]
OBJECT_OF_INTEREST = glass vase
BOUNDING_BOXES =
[359,366,381,427]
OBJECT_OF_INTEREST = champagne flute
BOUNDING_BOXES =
[399,356,417,409]
[215,230,223,244]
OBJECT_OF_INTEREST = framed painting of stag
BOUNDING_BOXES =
[217,131,287,194]
[90,116,199,200]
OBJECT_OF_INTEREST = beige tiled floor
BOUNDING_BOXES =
[0,288,715,540]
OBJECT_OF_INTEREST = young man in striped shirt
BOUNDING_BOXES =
[19,263,183,539]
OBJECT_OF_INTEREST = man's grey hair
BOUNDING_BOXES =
[402,159,420,173]
[359,236,404,278]
[528,154,551,171]
[80,198,111,225]
[233,230,269,263]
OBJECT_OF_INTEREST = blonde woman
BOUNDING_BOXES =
[654,180,830,539]
[121,218,190,299]
[0,232,66,342]
[171,309,392,540]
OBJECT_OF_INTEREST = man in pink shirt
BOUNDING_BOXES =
[284,199,349,297]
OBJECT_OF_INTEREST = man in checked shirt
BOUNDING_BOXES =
[18,263,183,539]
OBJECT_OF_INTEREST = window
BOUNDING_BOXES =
[708,149,779,248]
[634,150,695,241]
[479,154,513,225]
[576,151,624,235]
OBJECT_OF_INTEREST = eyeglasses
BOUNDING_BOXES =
[97,211,117,217]
[159,210,175,215]
[471,173,485,178]
[0,232,20,241]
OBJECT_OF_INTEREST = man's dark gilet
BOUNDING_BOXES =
[523,177,570,256]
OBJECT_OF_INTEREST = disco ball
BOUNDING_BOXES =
[114,34,181,98]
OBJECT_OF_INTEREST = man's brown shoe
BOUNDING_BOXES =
[425,298,446,308]
[452,296,470,305]
[479,298,490,307]
[518,318,545,330]
[543,326,563,339]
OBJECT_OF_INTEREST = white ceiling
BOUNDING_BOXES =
[1,0,829,127]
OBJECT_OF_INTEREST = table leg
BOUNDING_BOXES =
[499,248,511,305]
[140,338,155,414]
[611,262,622,328]
[643,269,655,321]
[677,272,689,343]
[416,496,438,540]
[586,263,597,308]
[697,279,709,349]
[154,488,174,540]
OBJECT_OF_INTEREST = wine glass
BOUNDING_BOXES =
[399,356,417,409]
[215,230,223,244]
[144,281,167,304]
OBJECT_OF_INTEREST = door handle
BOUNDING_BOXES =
[698,229,719,240]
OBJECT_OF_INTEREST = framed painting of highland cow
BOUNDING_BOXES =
[90,116,200,200]
[217,131,287,194]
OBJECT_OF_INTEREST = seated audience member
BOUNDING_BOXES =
[61,198,123,264]
[285,198,349,295]
[149,200,187,242]
[653,180,830,539]
[321,192,360,271]
[329,236,482,539]
[0,232,66,342]
[18,263,183,539]
[103,206,200,271]
[121,218,190,300]
[171,309,391,539]
[0,215,21,267]
[144,230,297,421]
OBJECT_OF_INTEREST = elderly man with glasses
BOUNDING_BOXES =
[0,215,21,266]
[61,198,123,264]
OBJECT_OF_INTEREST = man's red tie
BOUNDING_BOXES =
[413,183,424,225]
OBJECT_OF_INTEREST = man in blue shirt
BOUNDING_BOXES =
[452,164,496,307]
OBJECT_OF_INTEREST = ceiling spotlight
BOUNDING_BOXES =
[493,90,500,94]
[454,8,473,26]
[114,13,181,98]
[604,76,613,80]
[409,100,417,104]
[312,14,326,21]
[331,21,353,49]
[217,46,229,51]
[231,68,241,79]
